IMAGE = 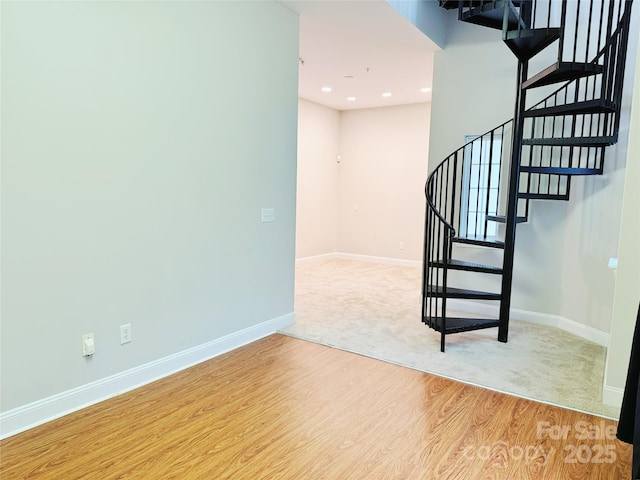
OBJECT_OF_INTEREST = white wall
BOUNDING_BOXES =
[296,99,340,258]
[296,101,430,262]
[1,1,298,417]
[428,7,638,333]
[337,103,430,261]
[428,16,519,169]
[428,9,559,166]
[556,7,640,333]
[604,27,640,400]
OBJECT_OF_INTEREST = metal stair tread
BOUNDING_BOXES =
[524,99,616,117]
[504,27,561,61]
[428,317,501,334]
[427,285,501,300]
[452,235,505,249]
[429,259,503,274]
[520,166,602,175]
[522,135,617,147]
[486,214,527,224]
[522,62,604,90]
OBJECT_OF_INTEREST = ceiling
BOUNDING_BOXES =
[281,1,441,111]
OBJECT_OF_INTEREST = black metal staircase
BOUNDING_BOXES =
[423,0,634,352]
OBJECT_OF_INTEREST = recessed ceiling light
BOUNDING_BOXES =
[420,87,432,93]
[321,86,332,92]
[382,92,392,97]
[347,96,356,101]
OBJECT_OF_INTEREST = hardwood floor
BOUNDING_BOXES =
[0,334,631,479]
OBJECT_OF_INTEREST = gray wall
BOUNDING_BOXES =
[387,0,448,49]
[1,1,298,412]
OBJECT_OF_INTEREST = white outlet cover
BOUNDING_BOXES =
[120,324,132,344]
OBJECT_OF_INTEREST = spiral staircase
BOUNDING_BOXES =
[422,0,634,351]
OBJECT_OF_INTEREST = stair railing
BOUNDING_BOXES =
[557,0,628,65]
[423,0,633,347]
[437,1,632,211]
[520,0,633,197]
[422,121,512,332]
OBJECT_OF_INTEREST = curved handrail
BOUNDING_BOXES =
[424,181,456,236]
[425,119,513,237]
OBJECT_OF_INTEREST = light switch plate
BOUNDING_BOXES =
[82,333,95,356]
[261,208,275,223]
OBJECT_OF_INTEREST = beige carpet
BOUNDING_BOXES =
[281,258,620,419]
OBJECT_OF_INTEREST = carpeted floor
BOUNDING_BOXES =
[281,258,620,419]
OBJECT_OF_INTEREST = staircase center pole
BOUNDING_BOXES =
[499,59,528,343]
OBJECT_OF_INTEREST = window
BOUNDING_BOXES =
[460,135,502,238]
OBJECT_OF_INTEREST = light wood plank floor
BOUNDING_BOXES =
[0,334,631,479]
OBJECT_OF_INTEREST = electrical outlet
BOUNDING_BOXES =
[120,324,132,345]
[399,242,405,250]
[82,333,95,356]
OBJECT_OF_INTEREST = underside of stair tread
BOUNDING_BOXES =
[522,62,604,90]
[429,259,503,274]
[461,1,526,31]
[522,135,616,147]
[439,0,486,9]
[427,317,501,334]
[504,27,561,61]
[440,0,527,8]
[427,285,501,300]
[520,166,602,175]
[518,192,570,200]
[524,99,617,117]
[453,235,505,249]
[486,214,527,224]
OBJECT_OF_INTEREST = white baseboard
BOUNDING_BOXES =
[602,385,624,407]
[336,252,421,268]
[0,313,295,440]
[446,299,610,346]
[295,252,338,265]
[296,252,421,268]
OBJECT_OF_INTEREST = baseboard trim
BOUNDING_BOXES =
[602,385,624,407]
[445,299,610,346]
[295,253,338,264]
[336,252,421,268]
[0,313,295,440]
[296,252,421,268]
